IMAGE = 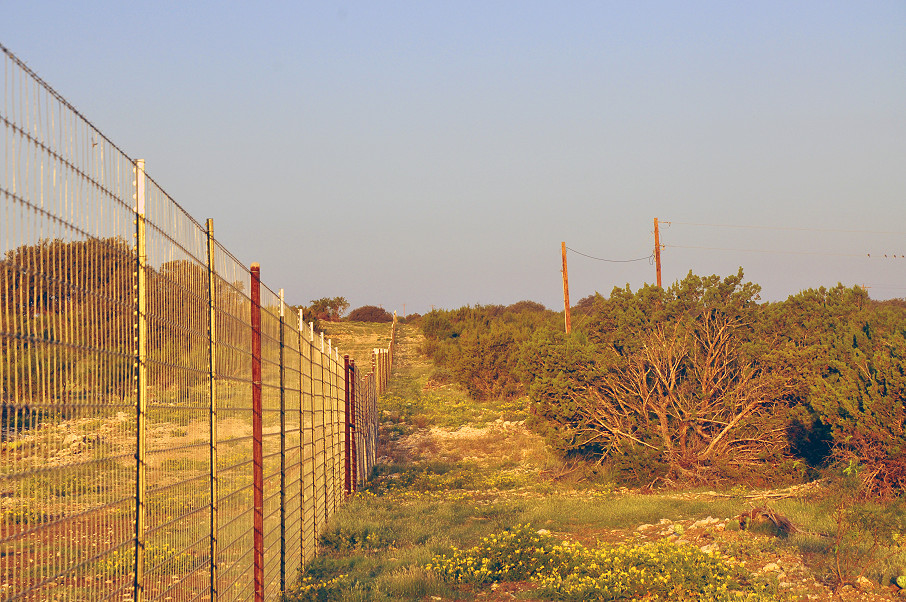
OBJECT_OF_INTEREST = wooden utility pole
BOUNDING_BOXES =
[561,241,571,334]
[654,218,662,288]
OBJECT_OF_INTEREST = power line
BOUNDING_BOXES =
[664,243,904,258]
[566,246,654,263]
[865,284,906,291]
[663,220,906,236]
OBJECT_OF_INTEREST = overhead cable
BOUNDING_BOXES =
[566,246,654,263]
[664,221,905,236]
[662,244,904,258]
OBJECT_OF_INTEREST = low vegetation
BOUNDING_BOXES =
[286,319,906,601]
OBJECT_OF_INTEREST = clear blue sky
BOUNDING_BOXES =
[4,2,904,314]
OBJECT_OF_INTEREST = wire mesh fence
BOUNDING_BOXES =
[0,44,387,602]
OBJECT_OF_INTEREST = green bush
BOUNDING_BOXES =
[767,286,906,496]
[521,270,791,485]
[347,305,393,323]
[518,272,906,490]
[418,304,558,401]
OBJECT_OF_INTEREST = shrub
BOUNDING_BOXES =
[522,270,789,485]
[347,305,393,323]
[418,304,558,401]
[427,523,561,585]
[815,463,906,589]
[772,286,906,496]
[428,524,775,601]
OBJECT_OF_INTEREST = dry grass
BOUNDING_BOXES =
[319,320,395,369]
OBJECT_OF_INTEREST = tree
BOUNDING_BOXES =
[1,237,136,433]
[523,270,792,485]
[308,297,349,321]
[578,315,787,484]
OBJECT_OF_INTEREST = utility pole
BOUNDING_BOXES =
[561,241,571,334]
[654,218,662,288]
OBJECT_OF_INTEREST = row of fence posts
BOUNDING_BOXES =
[202,270,393,602]
[128,173,392,602]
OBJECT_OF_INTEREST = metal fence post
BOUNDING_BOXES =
[327,340,335,515]
[349,361,358,491]
[134,159,148,602]
[278,289,287,594]
[298,311,307,563]
[206,219,219,601]
[333,349,341,512]
[250,264,264,602]
[319,332,327,527]
[343,356,351,496]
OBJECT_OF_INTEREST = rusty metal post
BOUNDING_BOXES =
[250,263,264,602]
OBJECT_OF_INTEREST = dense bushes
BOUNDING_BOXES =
[767,288,906,497]
[348,305,394,323]
[420,302,558,401]
[420,271,906,491]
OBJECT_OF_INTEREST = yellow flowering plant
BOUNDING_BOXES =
[428,524,778,601]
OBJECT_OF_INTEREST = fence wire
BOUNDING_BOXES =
[0,44,387,602]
